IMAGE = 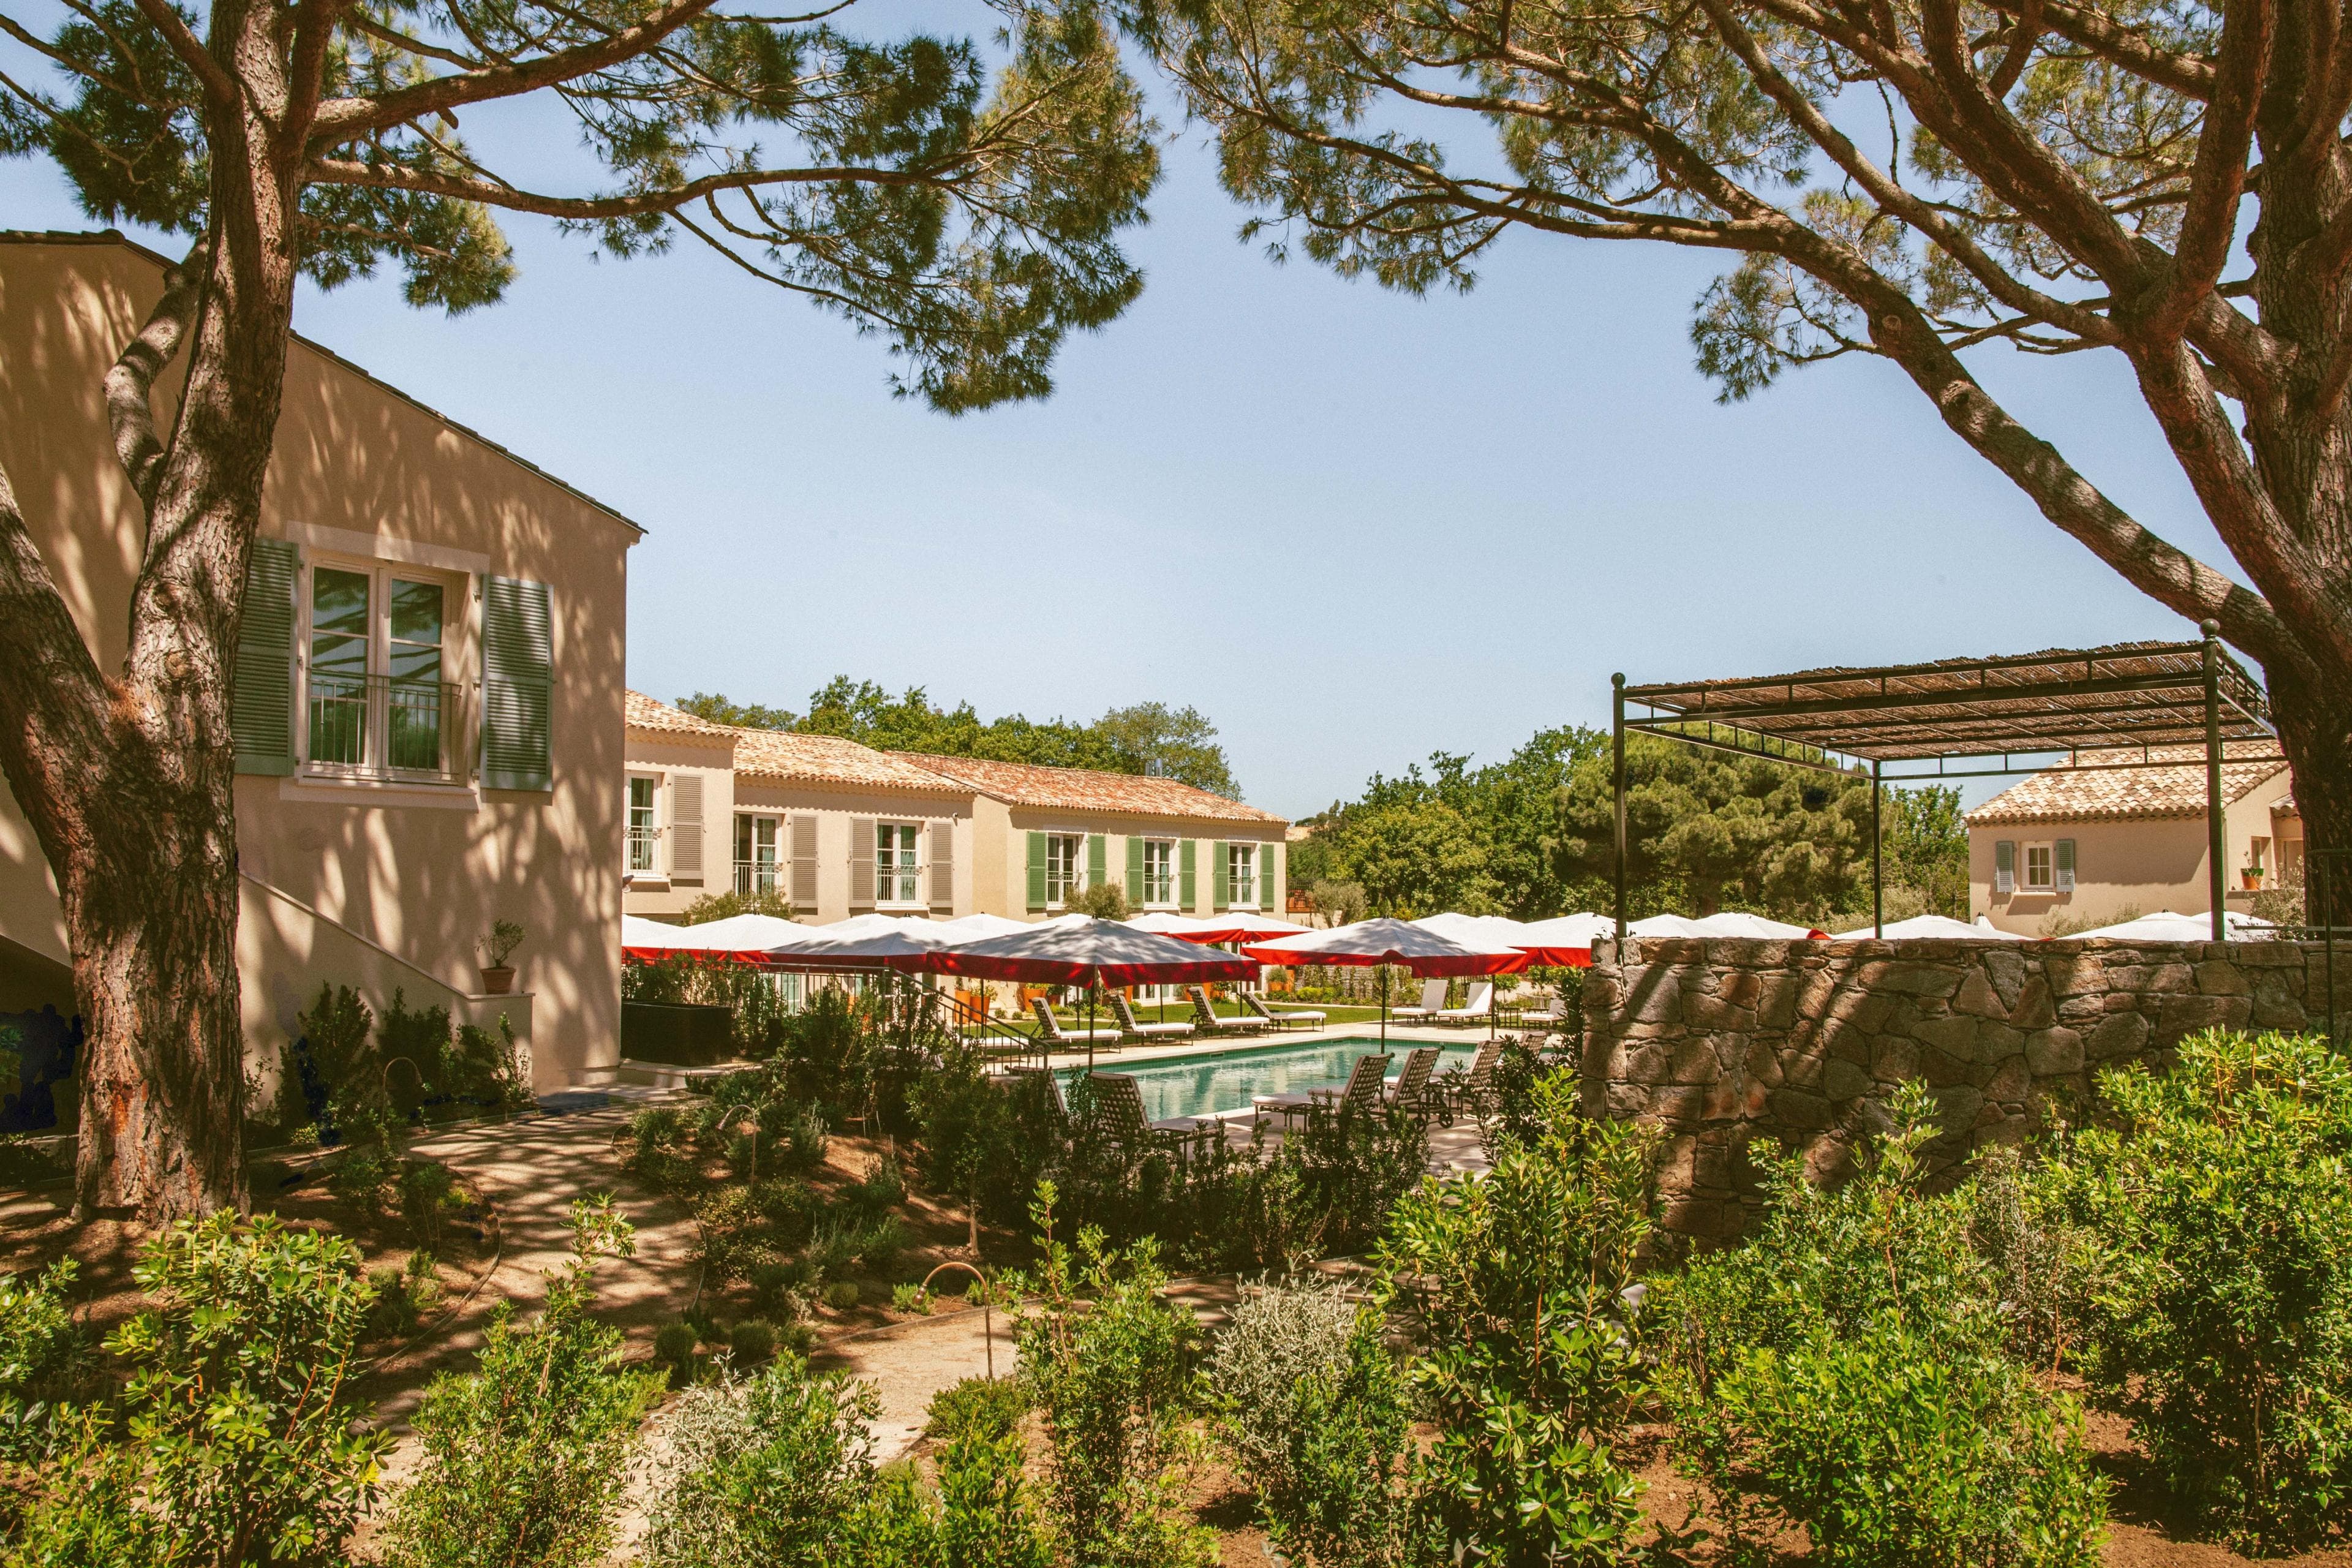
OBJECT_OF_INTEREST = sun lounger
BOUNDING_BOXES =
[1108,991,1194,1040]
[1255,1052,1389,1130]
[1242,992,1324,1031]
[1030,996,1121,1049]
[1434,1038,1503,1123]
[1436,981,1494,1027]
[1087,1072,1215,1152]
[1385,1047,1441,1118]
[1186,984,1257,1033]
[1390,978,1449,1021]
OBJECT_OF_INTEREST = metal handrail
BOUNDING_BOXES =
[940,986,1043,1066]
[305,672,468,783]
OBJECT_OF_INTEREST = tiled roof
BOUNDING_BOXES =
[625,691,738,742]
[1966,744,2290,826]
[894,752,1286,825]
[733,728,968,793]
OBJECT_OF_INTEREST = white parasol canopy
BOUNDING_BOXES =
[2070,909,2278,941]
[1830,913,2031,941]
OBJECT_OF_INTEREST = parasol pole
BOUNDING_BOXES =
[1086,973,1097,1073]
[1380,964,1389,1046]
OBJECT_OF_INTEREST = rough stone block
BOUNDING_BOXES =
[2086,1011,2151,1061]
[1798,971,1838,1018]
[1770,1087,1834,1129]
[2194,961,2250,996]
[1825,1057,1872,1102]
[1983,949,2028,1010]
[1646,1086,1709,1124]
[1719,970,1762,1008]
[1921,1046,1974,1088]
[1781,1051,1828,1091]
[2158,993,2252,1036]
[2252,976,2309,1030]
[2043,954,2108,997]
[1953,968,2008,1019]
[1821,1019,1873,1066]
[1857,960,1964,998]
[2007,976,2056,1030]
[1974,1020,2025,1061]
[1984,1057,2031,1104]
[1745,1039,1785,1089]
[1758,974,1803,1031]
[2025,1027,2084,1076]
[1616,1043,1676,1085]
[1684,990,1758,1031]
[1702,1074,1754,1121]
[1629,973,1684,1023]
[1605,1085,1650,1118]
[1912,1015,1980,1060]
[2056,995,2107,1026]
[1934,1084,1985,1131]
[1871,1037,1921,1083]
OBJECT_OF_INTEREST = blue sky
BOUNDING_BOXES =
[0,39,2242,820]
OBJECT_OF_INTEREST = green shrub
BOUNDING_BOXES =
[1212,1280,1420,1567]
[0,1259,86,1463]
[728,1319,778,1364]
[639,1355,883,1567]
[809,1222,862,1281]
[13,1214,390,1566]
[752,1258,816,1318]
[926,1375,1030,1446]
[1009,1185,1216,1568]
[756,1181,825,1248]
[2037,1029,2352,1549]
[363,1250,445,1342]
[855,1216,909,1272]
[1661,1082,2107,1567]
[824,1281,863,1311]
[399,1159,466,1242]
[891,1283,930,1315]
[1376,1065,1655,1567]
[377,1196,662,1568]
[845,1155,907,1219]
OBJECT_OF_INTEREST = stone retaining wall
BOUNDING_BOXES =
[1579,935,2350,1244]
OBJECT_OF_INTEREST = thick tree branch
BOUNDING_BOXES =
[126,0,234,102]
[305,153,941,217]
[1979,0,2217,97]
[306,0,722,143]
[103,239,208,513]
[2140,0,2267,337]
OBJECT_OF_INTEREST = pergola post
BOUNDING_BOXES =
[1871,760,1883,938]
[2203,620,2226,941]
[1612,673,1628,944]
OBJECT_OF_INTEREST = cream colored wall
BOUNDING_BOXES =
[0,237,636,1091]
[712,781,972,922]
[619,736,738,919]
[1969,768,2299,933]
[993,809,1286,918]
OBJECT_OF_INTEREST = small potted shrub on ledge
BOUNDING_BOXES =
[2242,863,2267,891]
[478,920,525,994]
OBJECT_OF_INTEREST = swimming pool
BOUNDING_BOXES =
[1061,1037,1476,1124]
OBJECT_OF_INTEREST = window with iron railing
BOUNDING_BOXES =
[736,813,780,895]
[303,564,473,783]
[877,823,922,904]
[628,777,661,873]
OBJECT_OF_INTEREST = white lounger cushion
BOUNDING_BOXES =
[1391,979,1450,1019]
[1436,982,1494,1021]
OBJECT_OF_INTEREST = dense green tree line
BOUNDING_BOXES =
[677,684,1240,798]
[1289,729,1968,925]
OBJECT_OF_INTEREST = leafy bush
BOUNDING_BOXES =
[0,1260,86,1463]
[1212,1278,1420,1567]
[728,1319,778,1363]
[376,1196,663,1568]
[891,1283,930,1314]
[1376,1066,1656,1567]
[640,1355,881,1567]
[363,1250,445,1342]
[12,1214,390,1566]
[1010,1185,1217,1568]
[1661,1082,2106,1567]
[657,1320,705,1382]
[824,1281,863,1311]
[2036,1029,2352,1549]
[927,1376,1030,1446]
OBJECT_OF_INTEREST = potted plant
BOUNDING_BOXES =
[2242,865,2267,891]
[478,920,525,994]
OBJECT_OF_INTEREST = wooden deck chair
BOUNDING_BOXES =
[1185,984,1255,1033]
[1384,1047,1442,1119]
[1031,995,1120,1050]
[1109,992,1194,1040]
[1437,1038,1504,1123]
[1254,1052,1390,1131]
[1242,992,1324,1030]
[1087,1072,1211,1153]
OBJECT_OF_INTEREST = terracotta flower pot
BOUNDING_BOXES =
[2241,869,2265,891]
[480,965,515,995]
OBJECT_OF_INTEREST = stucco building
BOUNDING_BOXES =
[622,692,1287,922]
[0,231,639,1092]
[1966,744,2299,934]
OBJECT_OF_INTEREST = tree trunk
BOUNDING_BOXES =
[2265,663,2352,930]
[0,6,300,1218]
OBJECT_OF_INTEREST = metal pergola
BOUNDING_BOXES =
[1610,622,2285,943]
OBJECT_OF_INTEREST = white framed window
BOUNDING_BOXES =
[1044,833,1084,908]
[303,559,461,780]
[877,823,922,905]
[627,774,662,874]
[1140,839,1176,907]
[2023,841,2054,892]
[1227,842,1258,908]
[735,812,780,895]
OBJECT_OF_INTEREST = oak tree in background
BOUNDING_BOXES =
[1122,0,2352,892]
[0,0,1158,1219]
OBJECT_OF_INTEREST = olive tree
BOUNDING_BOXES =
[0,0,1156,1218]
[1120,0,2350,896]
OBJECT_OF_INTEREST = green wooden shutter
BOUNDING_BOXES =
[1178,839,1196,910]
[1214,842,1232,911]
[1126,836,1145,905]
[232,538,300,775]
[1087,833,1106,894]
[2054,838,2076,892]
[1027,832,1049,911]
[1263,842,1281,911]
[481,575,553,792]
[1994,840,2016,895]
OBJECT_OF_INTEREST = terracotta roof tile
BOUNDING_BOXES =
[1966,744,2290,826]
[625,690,738,742]
[731,728,967,793]
[894,752,1285,825]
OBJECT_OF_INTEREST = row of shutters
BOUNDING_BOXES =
[1992,839,2076,894]
[230,538,556,791]
[1025,833,1278,912]
[681,807,955,913]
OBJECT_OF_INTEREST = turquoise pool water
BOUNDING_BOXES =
[1061,1037,1476,1124]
